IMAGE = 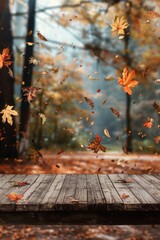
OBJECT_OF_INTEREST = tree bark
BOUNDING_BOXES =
[19,0,36,157]
[0,0,18,160]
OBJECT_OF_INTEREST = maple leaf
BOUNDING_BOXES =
[23,86,41,103]
[0,48,12,69]
[111,16,129,36]
[87,134,106,153]
[0,105,18,125]
[118,68,138,95]
[7,192,23,202]
[143,117,154,128]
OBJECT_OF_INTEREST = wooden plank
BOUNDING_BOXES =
[16,174,46,211]
[1,175,38,211]
[119,174,159,210]
[0,174,27,211]
[0,174,15,188]
[109,174,141,210]
[86,175,106,211]
[131,175,160,203]
[74,174,87,210]
[40,174,66,211]
[1,211,160,225]
[23,174,56,211]
[98,174,123,210]
[55,174,78,211]
[143,174,160,189]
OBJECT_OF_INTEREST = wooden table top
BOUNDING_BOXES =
[0,174,160,225]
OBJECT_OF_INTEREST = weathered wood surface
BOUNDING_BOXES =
[0,174,160,225]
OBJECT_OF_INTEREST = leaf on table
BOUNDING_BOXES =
[7,192,23,202]
[37,31,47,41]
[143,117,154,128]
[87,134,106,153]
[39,113,46,125]
[118,68,138,95]
[121,193,129,199]
[0,105,18,125]
[12,181,30,187]
[111,15,129,36]
[110,107,120,118]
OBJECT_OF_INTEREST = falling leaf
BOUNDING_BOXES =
[29,57,39,65]
[0,47,12,69]
[104,75,115,81]
[27,42,34,46]
[122,145,129,154]
[143,117,154,128]
[8,68,14,78]
[7,192,23,202]
[84,97,94,109]
[154,136,160,144]
[0,105,18,125]
[110,107,120,118]
[39,113,46,125]
[37,31,47,41]
[147,11,160,19]
[87,74,99,81]
[118,68,138,95]
[111,16,129,36]
[153,102,160,114]
[52,67,59,73]
[23,86,41,103]
[87,134,106,153]
[104,128,110,138]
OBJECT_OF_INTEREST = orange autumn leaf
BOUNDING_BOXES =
[87,134,106,153]
[118,68,138,95]
[0,48,12,69]
[143,117,154,128]
[7,192,23,202]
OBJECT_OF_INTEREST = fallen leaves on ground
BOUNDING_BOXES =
[118,68,138,95]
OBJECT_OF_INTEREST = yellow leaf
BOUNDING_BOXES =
[111,16,129,36]
[104,128,110,138]
[39,113,46,125]
[0,105,18,125]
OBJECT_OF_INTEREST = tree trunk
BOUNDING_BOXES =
[0,0,18,160]
[19,0,36,157]
[124,1,132,152]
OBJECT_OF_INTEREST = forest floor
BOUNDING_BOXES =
[0,151,160,240]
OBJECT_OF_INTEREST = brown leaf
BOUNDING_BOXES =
[84,97,94,109]
[37,31,47,41]
[110,107,120,118]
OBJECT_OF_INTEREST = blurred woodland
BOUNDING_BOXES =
[0,0,160,164]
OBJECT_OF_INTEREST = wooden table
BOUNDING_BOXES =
[0,174,160,225]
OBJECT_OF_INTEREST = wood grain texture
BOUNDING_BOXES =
[0,174,160,225]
